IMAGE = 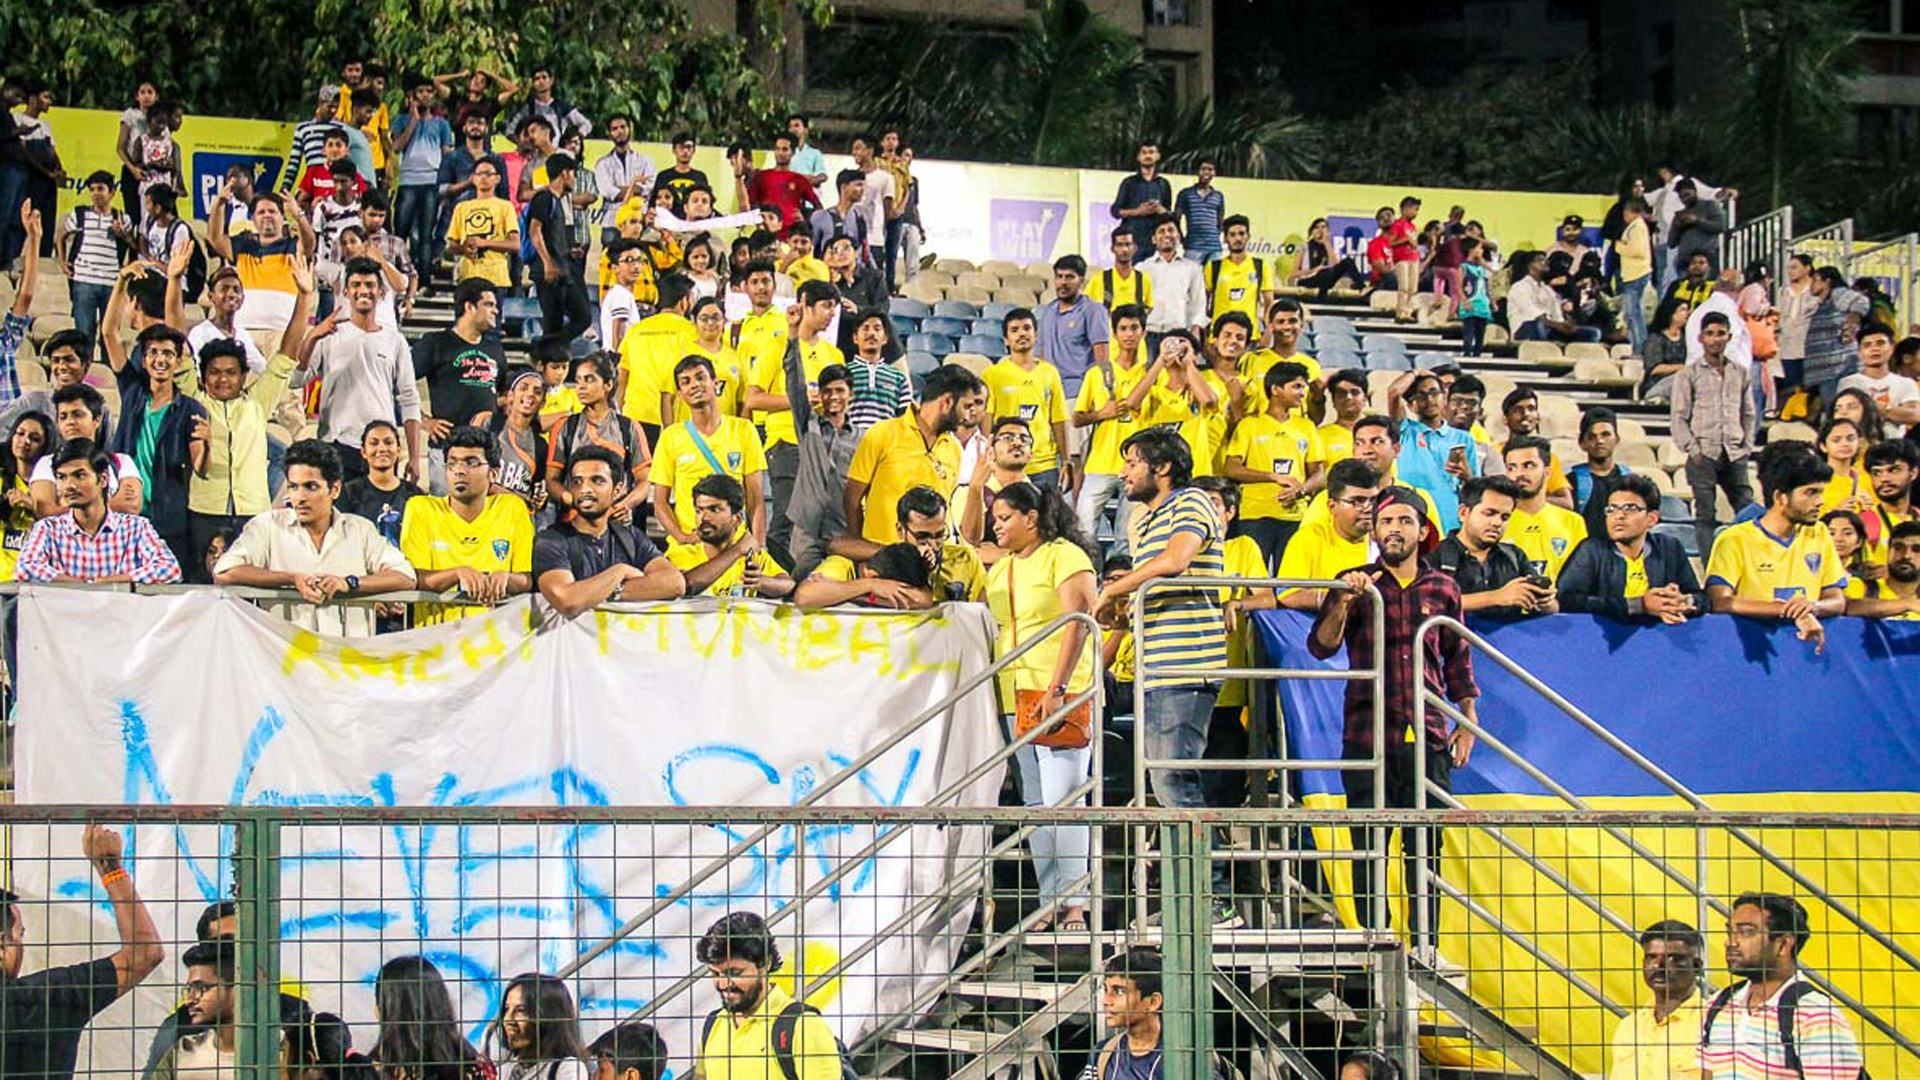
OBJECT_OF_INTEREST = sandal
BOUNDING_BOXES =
[1059,914,1090,932]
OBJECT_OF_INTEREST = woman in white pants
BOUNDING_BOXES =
[986,481,1100,931]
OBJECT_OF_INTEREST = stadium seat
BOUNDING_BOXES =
[1538,394,1581,439]
[981,301,1020,322]
[1517,341,1566,365]
[922,316,971,338]
[969,318,1002,337]
[1366,370,1402,413]
[1413,352,1452,370]
[904,350,941,378]
[1610,342,1636,360]
[992,288,1041,307]
[1657,441,1688,469]
[1312,315,1355,334]
[918,271,957,290]
[891,315,921,340]
[945,352,991,377]
[906,333,955,358]
[1566,341,1612,363]
[901,279,946,304]
[1660,493,1691,521]
[959,334,1009,359]
[891,297,933,321]
[1361,334,1407,355]
[1317,349,1362,371]
[1771,420,1818,443]
[933,258,977,276]
[932,300,981,321]
[1619,358,1645,384]
[17,361,49,391]
[1364,350,1411,371]
[980,260,1023,277]
[84,362,113,389]
[1486,324,1512,346]
[1368,290,1399,311]
[1001,274,1048,294]
[955,272,1001,292]
[1024,261,1056,279]
[1573,358,1637,390]
[1617,442,1661,469]
[1313,331,1360,352]
[1653,520,1699,557]
[1615,416,1649,444]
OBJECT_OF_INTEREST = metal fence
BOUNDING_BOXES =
[3,805,1916,1080]
[1846,232,1920,330]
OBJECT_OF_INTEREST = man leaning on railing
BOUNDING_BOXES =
[16,440,182,586]
[0,824,166,1078]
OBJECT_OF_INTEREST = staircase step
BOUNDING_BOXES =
[952,979,1085,1003]
[886,1028,996,1053]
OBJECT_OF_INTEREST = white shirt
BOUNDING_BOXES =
[857,166,894,245]
[187,319,268,374]
[292,320,422,448]
[1139,252,1208,332]
[599,283,638,348]
[1685,290,1754,370]
[593,148,655,208]
[214,507,415,637]
[1838,370,1920,438]
[31,452,140,497]
[1507,276,1564,328]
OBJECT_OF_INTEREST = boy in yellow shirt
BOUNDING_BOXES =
[982,308,1072,492]
[1501,435,1588,582]
[617,273,698,445]
[664,474,795,598]
[1072,303,1153,544]
[399,427,534,625]
[651,355,768,547]
[1707,444,1847,649]
[1223,361,1325,568]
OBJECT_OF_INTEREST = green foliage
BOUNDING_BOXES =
[1,0,799,138]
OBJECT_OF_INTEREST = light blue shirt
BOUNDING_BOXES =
[1395,418,1477,532]
[393,113,453,186]
[1035,295,1112,395]
[340,126,376,188]
[789,143,828,184]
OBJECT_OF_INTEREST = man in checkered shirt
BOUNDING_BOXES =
[16,440,181,584]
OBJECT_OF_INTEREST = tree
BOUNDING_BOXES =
[1730,0,1862,208]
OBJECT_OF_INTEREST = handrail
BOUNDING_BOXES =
[1721,205,1791,295]
[1411,613,1920,1062]
[1127,574,1390,932]
[556,609,1101,982]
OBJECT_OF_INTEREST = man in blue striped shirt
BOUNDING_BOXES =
[1094,426,1238,924]
[1175,159,1225,263]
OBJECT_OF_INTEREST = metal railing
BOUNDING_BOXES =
[1411,613,1920,1063]
[1845,232,1920,330]
[1722,204,1792,284]
[1789,217,1857,270]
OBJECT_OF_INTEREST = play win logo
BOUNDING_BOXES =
[990,199,1066,262]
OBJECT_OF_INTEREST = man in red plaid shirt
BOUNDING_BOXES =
[1309,484,1477,948]
[17,440,181,584]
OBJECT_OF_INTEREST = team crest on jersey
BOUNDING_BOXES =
[728,451,743,470]
[493,539,510,560]
[1806,551,1822,572]
[1552,537,1568,555]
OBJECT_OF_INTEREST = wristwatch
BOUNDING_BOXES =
[344,575,360,594]
[610,579,626,602]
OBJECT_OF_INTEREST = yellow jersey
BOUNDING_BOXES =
[618,311,697,425]
[446,197,517,289]
[0,475,34,581]
[784,256,829,285]
[1819,465,1873,516]
[672,342,749,421]
[1237,349,1322,418]
[1207,254,1267,327]
[398,494,535,626]
[1706,519,1848,602]
[847,414,963,544]
[1607,996,1706,1080]
[652,416,768,534]
[665,525,782,597]
[982,358,1069,473]
[813,542,985,600]
[1318,421,1355,464]
[1073,357,1157,475]
[541,385,582,420]
[1224,412,1322,522]
[752,337,843,447]
[985,538,1099,702]
[1505,503,1588,582]
[1085,266,1153,315]
[1302,474,1441,535]
[1139,369,1226,478]
[1623,554,1649,599]
[1276,515,1373,599]
[1217,534,1266,710]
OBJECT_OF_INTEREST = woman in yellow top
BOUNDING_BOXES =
[0,411,52,582]
[1822,509,1883,600]
[1817,417,1881,544]
[984,482,1099,932]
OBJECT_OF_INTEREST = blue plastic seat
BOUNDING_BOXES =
[933,300,982,321]
[959,335,1009,359]
[891,297,934,320]
[905,333,955,357]
[923,316,971,338]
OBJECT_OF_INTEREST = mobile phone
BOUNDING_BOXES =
[1526,574,1552,590]
[1447,445,1467,466]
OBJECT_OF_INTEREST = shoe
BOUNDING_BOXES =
[1212,900,1244,930]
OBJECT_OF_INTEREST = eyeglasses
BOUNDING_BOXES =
[446,457,490,472]
[994,432,1034,446]
[1604,504,1649,516]
[1333,496,1377,509]
[185,981,228,998]
[613,255,644,265]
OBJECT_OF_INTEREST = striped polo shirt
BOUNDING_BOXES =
[1134,486,1227,688]
[63,208,128,286]
[1697,977,1862,1080]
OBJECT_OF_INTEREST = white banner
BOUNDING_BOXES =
[13,588,1005,1076]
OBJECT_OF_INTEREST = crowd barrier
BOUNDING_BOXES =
[35,107,1610,270]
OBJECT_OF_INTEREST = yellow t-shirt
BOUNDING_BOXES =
[1276,515,1373,599]
[698,983,841,1080]
[985,538,1098,703]
[813,542,985,601]
[1705,519,1848,602]
[1073,358,1157,475]
[0,475,35,582]
[541,385,583,419]
[846,414,962,544]
[1208,255,1266,326]
[398,494,535,626]
[1623,555,1649,599]
[1138,370,1225,478]
[982,358,1069,473]
[617,312,698,425]
[1217,534,1266,710]
[1086,266,1152,315]
[652,416,768,533]
[1224,412,1322,522]
[665,526,782,596]
[1318,420,1355,464]
[1106,629,1135,682]
[1819,465,1873,515]
[785,256,829,285]
[1237,349,1323,417]
[672,342,749,421]
[335,92,390,170]
[1302,476,1441,535]
[752,337,843,447]
[1505,503,1589,582]
[446,197,517,288]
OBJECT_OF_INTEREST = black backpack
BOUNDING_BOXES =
[159,218,208,303]
[701,1001,858,1080]
[1699,980,1870,1080]
[63,207,132,272]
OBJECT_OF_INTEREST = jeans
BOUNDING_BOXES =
[883,218,905,290]
[1141,682,1230,892]
[0,164,29,267]
[766,441,801,568]
[394,184,440,284]
[1460,316,1487,357]
[536,275,592,345]
[1621,274,1651,354]
[1684,451,1754,556]
[1000,713,1093,909]
[1232,517,1294,571]
[70,281,113,348]
[1343,743,1452,947]
[1026,467,1059,493]
[1185,244,1221,264]
[1513,317,1602,344]
[1074,472,1132,551]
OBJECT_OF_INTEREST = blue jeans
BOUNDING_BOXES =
[883,218,905,291]
[0,164,29,267]
[1186,244,1221,264]
[1142,682,1230,892]
[70,281,113,348]
[1514,317,1602,344]
[394,184,440,284]
[1621,274,1650,354]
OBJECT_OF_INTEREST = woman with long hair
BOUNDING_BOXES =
[1818,416,1876,524]
[1290,217,1364,298]
[490,973,589,1080]
[372,956,487,1080]
[1639,297,1692,400]
[984,481,1099,932]
[0,410,51,581]
[1822,508,1884,599]
[1826,388,1885,449]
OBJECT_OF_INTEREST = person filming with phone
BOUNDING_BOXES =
[1430,475,1556,619]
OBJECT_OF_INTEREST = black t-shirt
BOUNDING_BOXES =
[412,329,505,439]
[652,166,709,207]
[1431,535,1534,619]
[526,189,574,276]
[339,476,423,546]
[533,519,662,585]
[0,956,119,1078]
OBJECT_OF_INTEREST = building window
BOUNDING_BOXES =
[1146,0,1197,27]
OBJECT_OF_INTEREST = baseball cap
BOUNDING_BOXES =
[1561,214,1584,228]
[1376,485,1441,554]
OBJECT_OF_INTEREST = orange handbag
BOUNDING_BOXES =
[1008,556,1093,750]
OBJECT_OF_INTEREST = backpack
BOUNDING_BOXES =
[1699,980,1871,1080]
[518,200,539,265]
[159,218,208,303]
[63,207,131,272]
[1205,256,1264,303]
[701,1001,858,1080]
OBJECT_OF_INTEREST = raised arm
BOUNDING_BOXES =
[206,185,235,261]
[10,205,40,319]
[82,824,165,997]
